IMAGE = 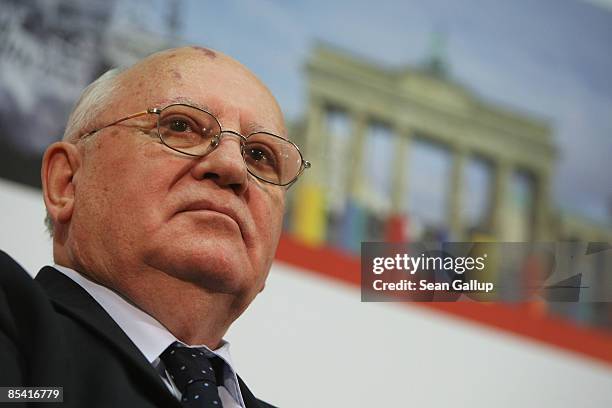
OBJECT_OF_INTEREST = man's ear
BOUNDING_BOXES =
[41,142,82,227]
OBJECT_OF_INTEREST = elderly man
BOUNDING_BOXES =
[0,46,309,407]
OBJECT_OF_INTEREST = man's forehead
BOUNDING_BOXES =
[116,48,286,135]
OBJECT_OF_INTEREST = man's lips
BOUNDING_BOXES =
[178,200,250,243]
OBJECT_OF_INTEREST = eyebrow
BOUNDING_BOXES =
[244,121,268,134]
[162,96,221,117]
[244,122,288,140]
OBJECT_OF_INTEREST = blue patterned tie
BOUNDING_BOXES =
[161,342,224,407]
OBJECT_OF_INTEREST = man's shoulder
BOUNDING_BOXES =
[0,251,67,343]
[0,250,37,285]
[0,250,50,313]
[0,251,65,387]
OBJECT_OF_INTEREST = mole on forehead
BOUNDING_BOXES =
[189,46,217,59]
[170,69,182,80]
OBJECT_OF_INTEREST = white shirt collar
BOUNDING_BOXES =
[51,264,241,387]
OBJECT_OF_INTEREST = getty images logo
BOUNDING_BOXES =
[371,252,487,275]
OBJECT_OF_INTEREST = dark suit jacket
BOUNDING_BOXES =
[0,251,276,407]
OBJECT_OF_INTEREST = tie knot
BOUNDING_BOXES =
[160,342,220,395]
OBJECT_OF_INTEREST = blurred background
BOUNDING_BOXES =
[1,0,611,406]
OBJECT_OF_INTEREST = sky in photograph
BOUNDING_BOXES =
[168,0,612,223]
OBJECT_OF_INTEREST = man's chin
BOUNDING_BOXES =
[145,248,253,294]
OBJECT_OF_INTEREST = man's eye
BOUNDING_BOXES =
[247,148,267,162]
[246,146,277,167]
[169,120,190,132]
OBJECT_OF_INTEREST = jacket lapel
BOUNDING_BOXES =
[35,266,181,408]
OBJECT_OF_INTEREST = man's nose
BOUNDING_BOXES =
[190,133,248,195]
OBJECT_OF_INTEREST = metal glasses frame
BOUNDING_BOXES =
[80,103,311,186]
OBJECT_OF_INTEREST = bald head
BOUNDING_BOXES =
[112,47,284,133]
[64,46,285,145]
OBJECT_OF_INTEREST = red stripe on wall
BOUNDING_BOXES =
[275,234,612,366]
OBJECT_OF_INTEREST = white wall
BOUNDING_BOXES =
[0,179,52,273]
[230,262,612,407]
[2,178,611,407]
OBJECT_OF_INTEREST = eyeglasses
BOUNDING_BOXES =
[80,103,311,186]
